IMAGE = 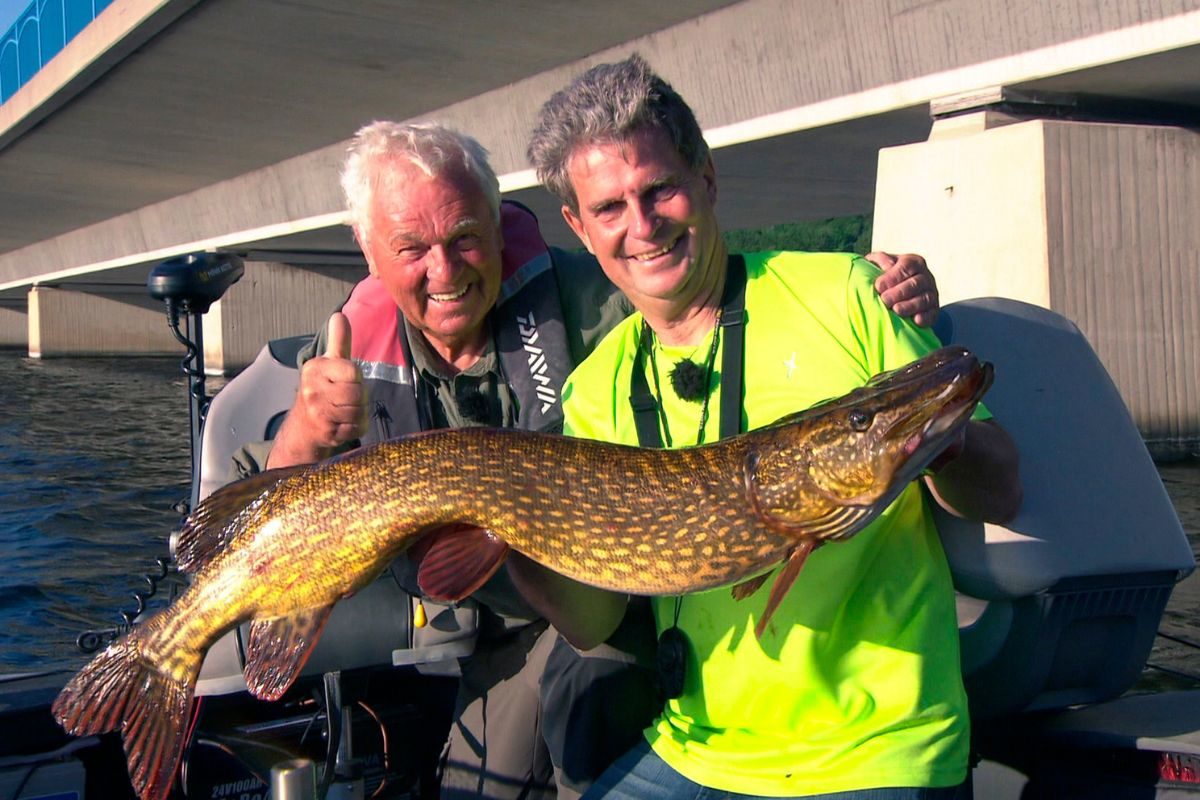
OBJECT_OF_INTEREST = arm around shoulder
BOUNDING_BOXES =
[551,246,632,362]
[924,418,1023,525]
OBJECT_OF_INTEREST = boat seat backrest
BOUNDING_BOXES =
[196,335,310,505]
[934,298,1194,719]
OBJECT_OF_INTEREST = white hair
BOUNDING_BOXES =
[340,121,501,240]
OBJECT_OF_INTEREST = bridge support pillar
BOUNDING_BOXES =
[872,109,1200,458]
[0,301,27,349]
[202,259,365,374]
[28,286,178,359]
[23,259,364,371]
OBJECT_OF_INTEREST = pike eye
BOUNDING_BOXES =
[847,409,872,431]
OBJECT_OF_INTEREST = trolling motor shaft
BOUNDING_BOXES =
[147,252,245,507]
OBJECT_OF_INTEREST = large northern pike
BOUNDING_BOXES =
[53,345,992,800]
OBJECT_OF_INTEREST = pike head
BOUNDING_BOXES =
[746,345,993,541]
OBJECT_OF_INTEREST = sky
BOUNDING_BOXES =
[1,0,31,34]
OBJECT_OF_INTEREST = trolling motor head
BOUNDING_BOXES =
[147,252,244,315]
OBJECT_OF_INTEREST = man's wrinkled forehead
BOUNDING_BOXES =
[562,128,693,202]
[385,215,489,250]
[373,161,497,235]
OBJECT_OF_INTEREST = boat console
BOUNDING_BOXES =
[934,297,1195,718]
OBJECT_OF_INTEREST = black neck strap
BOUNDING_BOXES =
[630,255,747,448]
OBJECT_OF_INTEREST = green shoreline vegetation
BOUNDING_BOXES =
[724,214,872,255]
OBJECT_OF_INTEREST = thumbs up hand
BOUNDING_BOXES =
[268,312,369,468]
[323,310,353,359]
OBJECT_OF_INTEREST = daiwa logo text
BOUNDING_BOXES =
[518,312,558,413]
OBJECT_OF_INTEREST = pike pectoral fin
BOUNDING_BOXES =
[243,605,334,701]
[416,525,510,602]
[177,465,310,573]
[754,541,818,639]
[730,573,771,601]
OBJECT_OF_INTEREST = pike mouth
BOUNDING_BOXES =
[893,362,992,472]
[791,347,993,510]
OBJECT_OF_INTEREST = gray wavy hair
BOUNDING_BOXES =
[527,54,709,212]
[341,121,501,240]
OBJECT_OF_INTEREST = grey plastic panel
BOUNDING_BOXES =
[195,582,477,698]
[933,297,1193,600]
[196,335,311,504]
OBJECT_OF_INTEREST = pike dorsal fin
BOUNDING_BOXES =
[243,605,334,701]
[416,525,510,602]
[176,465,309,573]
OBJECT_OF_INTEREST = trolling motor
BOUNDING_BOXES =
[147,251,245,505]
[75,253,244,656]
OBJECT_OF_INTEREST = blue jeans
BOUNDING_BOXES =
[583,740,971,800]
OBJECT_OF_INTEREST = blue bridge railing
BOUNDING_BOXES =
[1,0,113,105]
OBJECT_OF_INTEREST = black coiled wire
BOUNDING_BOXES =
[76,555,178,654]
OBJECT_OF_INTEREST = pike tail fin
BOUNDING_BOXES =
[52,629,196,800]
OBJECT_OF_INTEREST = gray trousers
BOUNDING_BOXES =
[439,604,659,799]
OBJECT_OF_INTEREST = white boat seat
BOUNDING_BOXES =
[934,298,1194,719]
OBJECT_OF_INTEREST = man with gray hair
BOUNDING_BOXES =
[248,119,946,798]
[250,120,652,800]
[516,54,1021,798]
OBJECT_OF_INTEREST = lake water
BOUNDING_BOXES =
[0,351,197,672]
[1,349,1199,688]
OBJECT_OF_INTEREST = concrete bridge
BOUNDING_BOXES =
[1,0,1197,452]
